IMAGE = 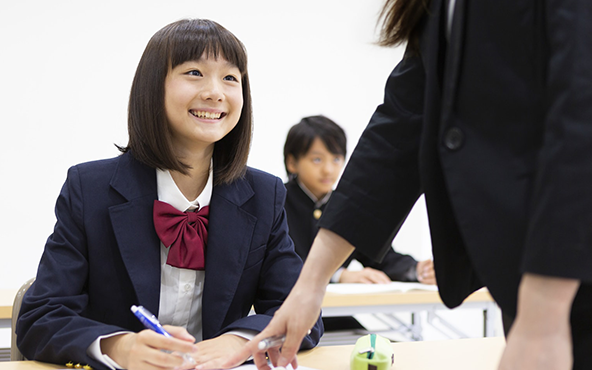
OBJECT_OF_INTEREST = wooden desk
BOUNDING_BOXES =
[299,337,505,370]
[321,288,497,339]
[0,289,18,329]
[0,337,506,370]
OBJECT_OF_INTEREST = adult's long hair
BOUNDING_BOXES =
[377,0,430,52]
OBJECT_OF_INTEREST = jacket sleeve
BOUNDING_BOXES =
[216,177,323,349]
[319,47,426,264]
[523,1,592,282]
[16,166,124,370]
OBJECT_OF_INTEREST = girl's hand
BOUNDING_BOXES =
[193,334,250,369]
[101,325,197,370]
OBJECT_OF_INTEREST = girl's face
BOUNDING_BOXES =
[164,55,243,155]
[287,137,345,199]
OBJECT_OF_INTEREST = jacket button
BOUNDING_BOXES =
[444,127,464,150]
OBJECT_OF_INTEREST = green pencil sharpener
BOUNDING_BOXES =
[350,334,394,370]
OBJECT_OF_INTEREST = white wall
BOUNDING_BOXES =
[0,0,431,289]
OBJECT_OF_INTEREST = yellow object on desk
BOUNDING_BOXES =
[350,334,394,370]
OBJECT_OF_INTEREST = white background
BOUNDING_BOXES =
[0,0,497,344]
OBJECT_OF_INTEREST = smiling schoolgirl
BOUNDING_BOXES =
[16,19,322,370]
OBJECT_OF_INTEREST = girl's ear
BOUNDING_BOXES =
[286,154,299,175]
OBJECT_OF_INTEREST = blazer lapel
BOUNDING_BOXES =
[442,0,466,116]
[202,177,256,338]
[108,153,161,315]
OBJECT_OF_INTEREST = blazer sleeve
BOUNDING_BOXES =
[16,166,125,369]
[319,47,426,264]
[522,1,592,282]
[216,177,323,349]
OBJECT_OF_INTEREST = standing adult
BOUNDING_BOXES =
[227,0,592,369]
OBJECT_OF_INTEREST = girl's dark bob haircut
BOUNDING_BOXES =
[119,19,252,185]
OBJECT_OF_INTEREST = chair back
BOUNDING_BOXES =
[11,278,35,361]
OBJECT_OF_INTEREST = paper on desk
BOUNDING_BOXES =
[234,365,319,370]
[326,282,438,294]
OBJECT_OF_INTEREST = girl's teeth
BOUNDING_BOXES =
[192,110,221,119]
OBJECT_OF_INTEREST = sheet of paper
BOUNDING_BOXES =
[234,364,319,370]
[326,282,438,294]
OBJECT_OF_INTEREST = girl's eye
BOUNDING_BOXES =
[224,75,239,82]
[333,157,343,164]
[312,158,322,164]
[187,70,202,77]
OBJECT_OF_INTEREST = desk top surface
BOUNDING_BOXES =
[321,287,493,307]
[0,337,506,370]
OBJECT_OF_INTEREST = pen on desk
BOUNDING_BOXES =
[257,329,312,351]
[131,305,196,365]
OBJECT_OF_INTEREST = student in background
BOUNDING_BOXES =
[15,19,321,370]
[283,115,435,286]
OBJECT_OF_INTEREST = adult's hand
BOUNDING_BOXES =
[101,325,197,370]
[497,273,579,370]
[223,228,355,370]
[339,267,391,284]
[416,259,436,285]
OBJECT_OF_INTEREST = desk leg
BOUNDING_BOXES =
[410,312,423,341]
[483,302,497,337]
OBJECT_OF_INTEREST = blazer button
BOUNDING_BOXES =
[444,127,464,150]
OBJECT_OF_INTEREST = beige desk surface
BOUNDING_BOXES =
[0,289,18,320]
[0,337,506,370]
[321,287,493,307]
[299,337,506,370]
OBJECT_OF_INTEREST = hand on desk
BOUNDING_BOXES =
[339,267,391,284]
[416,259,436,285]
[192,334,249,369]
[101,325,197,370]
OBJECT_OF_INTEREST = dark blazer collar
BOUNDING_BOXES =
[442,0,466,114]
[110,151,157,201]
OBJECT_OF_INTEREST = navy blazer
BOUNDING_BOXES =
[16,152,322,368]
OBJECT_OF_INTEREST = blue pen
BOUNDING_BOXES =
[131,305,196,365]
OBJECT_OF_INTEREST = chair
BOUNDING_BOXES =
[11,278,35,361]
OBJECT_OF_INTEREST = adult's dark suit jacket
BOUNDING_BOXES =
[319,0,592,358]
[284,179,417,280]
[16,152,322,369]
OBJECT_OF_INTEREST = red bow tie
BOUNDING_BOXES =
[153,200,209,270]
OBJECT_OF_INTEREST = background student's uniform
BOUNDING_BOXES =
[16,152,322,369]
[284,179,418,282]
[319,0,592,367]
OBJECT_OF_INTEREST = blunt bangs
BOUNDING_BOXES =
[166,19,248,75]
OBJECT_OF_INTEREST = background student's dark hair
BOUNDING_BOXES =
[118,18,253,185]
[283,115,347,178]
[377,0,429,52]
